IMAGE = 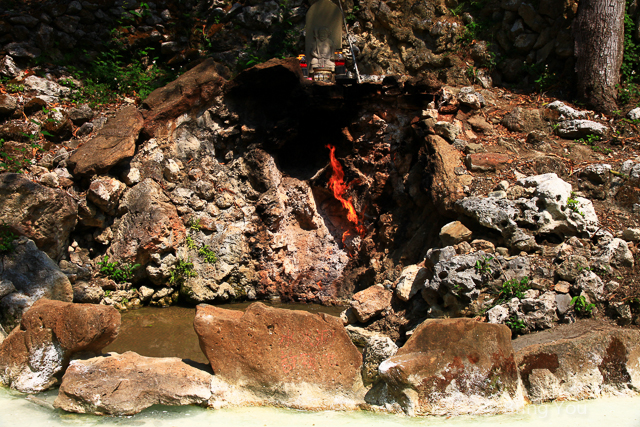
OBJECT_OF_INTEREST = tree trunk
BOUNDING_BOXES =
[573,0,625,113]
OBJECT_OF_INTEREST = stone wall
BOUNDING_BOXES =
[3,0,640,88]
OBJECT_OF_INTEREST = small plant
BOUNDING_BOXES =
[0,223,17,253]
[6,83,24,93]
[505,316,526,333]
[186,235,197,250]
[122,297,129,305]
[475,255,493,274]
[104,290,112,297]
[97,255,140,284]
[498,277,531,301]
[198,245,218,264]
[169,258,197,285]
[187,217,202,231]
[571,295,595,316]
[346,4,360,23]
[567,192,585,217]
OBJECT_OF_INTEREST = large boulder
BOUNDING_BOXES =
[514,321,640,403]
[68,105,144,176]
[141,58,227,137]
[0,299,120,393]
[194,302,363,405]
[108,179,186,266]
[54,352,212,415]
[1,237,73,329]
[0,174,77,261]
[378,318,522,415]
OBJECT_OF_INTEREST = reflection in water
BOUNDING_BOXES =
[103,302,346,364]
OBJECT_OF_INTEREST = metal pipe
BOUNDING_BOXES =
[336,0,361,83]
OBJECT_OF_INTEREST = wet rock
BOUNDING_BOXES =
[0,174,77,261]
[194,303,362,398]
[68,105,144,176]
[350,284,393,323]
[54,352,212,415]
[108,179,186,267]
[440,220,473,246]
[555,120,608,138]
[514,322,640,403]
[0,299,119,393]
[379,318,521,415]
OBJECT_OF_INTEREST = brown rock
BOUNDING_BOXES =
[426,135,469,215]
[440,220,473,246]
[553,281,571,293]
[467,115,494,134]
[0,94,17,115]
[194,302,362,394]
[108,179,186,266]
[514,321,640,403]
[87,177,127,215]
[68,105,143,176]
[54,352,212,415]
[0,173,77,261]
[350,284,393,323]
[141,58,227,137]
[0,299,120,393]
[465,153,511,172]
[379,318,521,415]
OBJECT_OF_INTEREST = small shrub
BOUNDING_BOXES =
[505,316,526,333]
[567,192,585,217]
[97,255,140,283]
[187,217,202,231]
[169,258,197,285]
[498,277,531,301]
[186,235,197,250]
[571,295,595,316]
[475,255,493,274]
[0,223,17,253]
[198,245,218,264]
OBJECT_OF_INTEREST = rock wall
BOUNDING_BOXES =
[4,0,640,88]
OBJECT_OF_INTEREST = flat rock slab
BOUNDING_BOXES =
[194,302,362,395]
[513,320,640,403]
[465,152,511,172]
[379,318,522,416]
[0,173,77,261]
[0,299,120,393]
[54,351,213,415]
[68,105,143,176]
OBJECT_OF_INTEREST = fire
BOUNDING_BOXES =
[326,145,365,236]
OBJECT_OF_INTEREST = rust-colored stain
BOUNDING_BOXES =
[599,336,631,385]
[518,352,559,388]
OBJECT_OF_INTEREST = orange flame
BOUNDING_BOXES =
[326,145,365,236]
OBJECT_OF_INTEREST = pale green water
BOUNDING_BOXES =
[1,388,639,427]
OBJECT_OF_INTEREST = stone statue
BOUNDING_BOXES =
[305,0,342,74]
[309,26,335,73]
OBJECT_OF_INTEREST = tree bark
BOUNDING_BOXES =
[573,0,625,113]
